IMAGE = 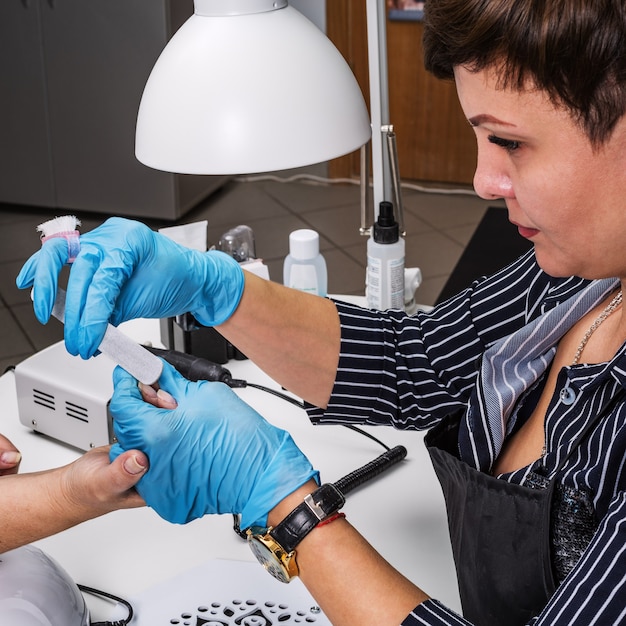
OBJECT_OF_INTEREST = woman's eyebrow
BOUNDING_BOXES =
[469,114,515,127]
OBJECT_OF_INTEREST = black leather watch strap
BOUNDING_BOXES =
[270,483,345,552]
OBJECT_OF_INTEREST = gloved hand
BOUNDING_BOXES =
[16,217,245,359]
[109,361,319,528]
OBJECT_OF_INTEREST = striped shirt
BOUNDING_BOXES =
[307,251,626,625]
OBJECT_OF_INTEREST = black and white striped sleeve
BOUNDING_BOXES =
[306,251,556,430]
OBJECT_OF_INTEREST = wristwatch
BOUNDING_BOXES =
[247,483,345,583]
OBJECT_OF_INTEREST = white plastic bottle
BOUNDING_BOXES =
[366,201,405,310]
[283,229,327,297]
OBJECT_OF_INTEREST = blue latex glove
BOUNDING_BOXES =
[109,361,319,528]
[16,217,245,359]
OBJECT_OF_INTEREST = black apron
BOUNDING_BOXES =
[425,394,620,626]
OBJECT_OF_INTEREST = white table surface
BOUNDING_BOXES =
[0,315,461,617]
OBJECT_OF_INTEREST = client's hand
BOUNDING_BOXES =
[109,361,318,528]
[0,443,147,553]
[61,446,148,515]
[16,217,245,359]
[0,434,21,476]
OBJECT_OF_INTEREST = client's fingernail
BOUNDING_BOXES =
[124,454,147,475]
[156,388,178,407]
[139,382,158,401]
[0,451,21,465]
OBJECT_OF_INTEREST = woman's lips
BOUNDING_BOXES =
[512,222,539,239]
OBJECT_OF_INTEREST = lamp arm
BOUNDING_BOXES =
[363,0,405,236]
[385,125,406,235]
[360,143,372,236]
[359,126,406,236]
[366,0,392,219]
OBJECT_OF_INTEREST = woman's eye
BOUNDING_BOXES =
[488,134,521,152]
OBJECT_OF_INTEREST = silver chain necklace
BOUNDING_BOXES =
[571,290,623,366]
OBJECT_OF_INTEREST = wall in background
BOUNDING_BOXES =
[327,1,477,185]
[290,0,325,30]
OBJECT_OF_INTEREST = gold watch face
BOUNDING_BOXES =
[247,534,297,583]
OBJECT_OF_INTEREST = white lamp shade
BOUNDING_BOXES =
[135,3,372,174]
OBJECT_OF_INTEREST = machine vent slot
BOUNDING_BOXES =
[32,388,55,410]
[66,401,89,423]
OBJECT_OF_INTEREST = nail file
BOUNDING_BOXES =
[50,288,163,386]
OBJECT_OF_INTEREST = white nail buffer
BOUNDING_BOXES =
[50,288,163,386]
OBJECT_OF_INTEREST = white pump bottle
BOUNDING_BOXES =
[366,201,405,310]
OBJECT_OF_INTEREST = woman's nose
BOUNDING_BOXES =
[473,152,514,200]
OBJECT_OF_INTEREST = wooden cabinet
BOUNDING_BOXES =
[0,1,227,220]
[326,1,477,185]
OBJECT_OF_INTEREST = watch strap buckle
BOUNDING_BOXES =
[304,483,345,520]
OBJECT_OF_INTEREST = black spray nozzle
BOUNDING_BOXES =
[373,201,399,244]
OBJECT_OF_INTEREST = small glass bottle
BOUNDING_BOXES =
[283,229,327,297]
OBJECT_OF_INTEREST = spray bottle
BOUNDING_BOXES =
[366,201,405,310]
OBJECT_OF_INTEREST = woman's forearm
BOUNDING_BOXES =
[0,447,146,552]
[0,468,87,551]
[219,272,341,408]
[268,482,429,626]
[299,520,428,626]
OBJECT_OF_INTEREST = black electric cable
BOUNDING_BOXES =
[78,584,133,626]
[341,423,391,451]
[144,346,394,450]
[244,381,306,409]
[145,346,304,405]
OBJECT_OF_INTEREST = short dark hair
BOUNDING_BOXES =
[423,0,626,146]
